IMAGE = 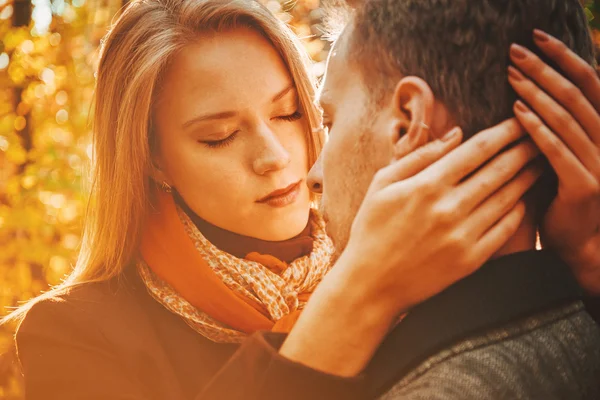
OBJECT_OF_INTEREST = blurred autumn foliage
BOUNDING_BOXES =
[0,0,598,398]
[0,0,326,397]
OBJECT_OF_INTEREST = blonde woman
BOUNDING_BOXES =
[5,0,599,399]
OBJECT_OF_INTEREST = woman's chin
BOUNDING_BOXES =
[253,202,312,241]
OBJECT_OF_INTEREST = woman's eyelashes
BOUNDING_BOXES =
[275,110,303,122]
[202,131,239,148]
[200,110,303,149]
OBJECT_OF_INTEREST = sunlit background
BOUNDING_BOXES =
[0,0,598,398]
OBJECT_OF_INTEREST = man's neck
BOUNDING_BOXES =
[492,208,537,260]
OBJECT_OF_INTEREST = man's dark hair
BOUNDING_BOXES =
[345,0,596,139]
[340,0,596,223]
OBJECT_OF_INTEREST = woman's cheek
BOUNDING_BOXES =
[287,122,310,171]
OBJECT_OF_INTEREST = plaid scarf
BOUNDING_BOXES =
[138,191,334,343]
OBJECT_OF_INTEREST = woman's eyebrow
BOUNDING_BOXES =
[271,84,296,103]
[181,111,238,130]
[182,85,297,129]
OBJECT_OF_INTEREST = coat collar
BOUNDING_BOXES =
[365,250,583,396]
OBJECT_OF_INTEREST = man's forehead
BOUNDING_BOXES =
[317,40,348,109]
[317,73,338,112]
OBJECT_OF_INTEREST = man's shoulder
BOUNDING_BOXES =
[382,304,600,400]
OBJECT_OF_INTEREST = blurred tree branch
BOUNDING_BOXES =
[12,0,30,27]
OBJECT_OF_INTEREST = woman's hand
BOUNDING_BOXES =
[508,30,600,295]
[342,120,541,319]
[281,119,541,377]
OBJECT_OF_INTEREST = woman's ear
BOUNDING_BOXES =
[388,76,436,160]
[150,154,172,189]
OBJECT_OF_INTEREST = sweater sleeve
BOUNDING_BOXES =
[16,300,366,400]
[199,331,367,400]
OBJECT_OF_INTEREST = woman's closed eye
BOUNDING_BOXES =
[275,110,303,122]
[201,130,239,149]
[199,110,302,149]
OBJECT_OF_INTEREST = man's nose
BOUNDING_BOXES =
[252,126,291,175]
[307,154,323,194]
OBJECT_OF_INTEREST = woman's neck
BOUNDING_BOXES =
[175,194,314,263]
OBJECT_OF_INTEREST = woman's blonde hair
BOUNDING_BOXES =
[3,0,323,324]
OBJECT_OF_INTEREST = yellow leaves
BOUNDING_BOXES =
[4,179,19,197]
[20,174,37,190]
[29,55,47,76]
[15,261,33,294]
[2,28,29,53]
[304,38,325,58]
[58,201,78,224]
[48,255,70,285]
[13,116,26,132]
[0,4,13,20]
[15,102,30,116]
[49,33,61,47]
[7,63,26,85]
[50,127,73,145]
[61,233,80,250]
[53,65,68,84]
[92,8,112,26]
[2,5,118,399]
[0,53,8,70]
[39,191,65,208]
[39,67,55,85]
[33,35,51,53]
[5,143,26,165]
[33,83,45,99]
[20,40,34,54]
[55,90,68,105]
[55,109,69,124]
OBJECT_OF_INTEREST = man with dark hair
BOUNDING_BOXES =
[347,0,595,138]
[302,0,600,397]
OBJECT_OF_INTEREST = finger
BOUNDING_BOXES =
[514,101,600,193]
[532,29,600,111]
[468,162,543,240]
[509,67,600,159]
[421,119,525,184]
[508,46,600,145]
[468,201,527,271]
[455,140,540,212]
[371,127,462,188]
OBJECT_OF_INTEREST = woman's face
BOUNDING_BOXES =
[154,28,311,241]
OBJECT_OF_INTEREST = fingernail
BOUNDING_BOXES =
[510,44,529,60]
[508,66,525,81]
[533,29,550,42]
[441,127,460,142]
[514,100,529,114]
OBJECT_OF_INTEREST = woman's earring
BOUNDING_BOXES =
[160,181,172,193]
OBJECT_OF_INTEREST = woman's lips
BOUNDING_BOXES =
[257,181,302,208]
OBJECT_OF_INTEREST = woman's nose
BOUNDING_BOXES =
[252,128,291,175]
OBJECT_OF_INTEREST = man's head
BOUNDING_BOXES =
[307,0,595,254]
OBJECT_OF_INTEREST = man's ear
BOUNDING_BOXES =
[388,76,435,160]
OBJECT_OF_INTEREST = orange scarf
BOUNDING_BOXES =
[138,190,334,343]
